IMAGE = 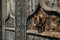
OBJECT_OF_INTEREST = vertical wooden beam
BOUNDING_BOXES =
[2,0,6,40]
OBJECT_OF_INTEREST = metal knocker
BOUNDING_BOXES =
[32,8,46,33]
[31,15,39,27]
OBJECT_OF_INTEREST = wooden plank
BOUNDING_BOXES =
[26,30,60,39]
[5,31,15,40]
[5,27,15,31]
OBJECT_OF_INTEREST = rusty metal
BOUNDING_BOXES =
[31,8,46,32]
[57,0,60,7]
